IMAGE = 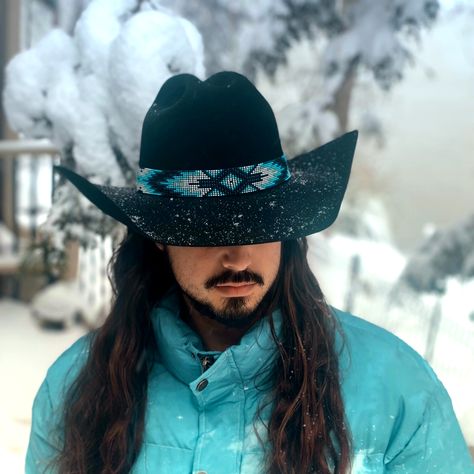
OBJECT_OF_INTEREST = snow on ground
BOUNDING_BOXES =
[431,279,474,443]
[0,299,86,473]
[308,231,406,310]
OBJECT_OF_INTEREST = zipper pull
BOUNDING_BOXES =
[198,354,215,373]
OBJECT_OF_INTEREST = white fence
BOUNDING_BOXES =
[0,140,112,326]
[0,140,59,295]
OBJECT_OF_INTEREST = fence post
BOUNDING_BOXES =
[424,298,442,364]
[344,254,361,314]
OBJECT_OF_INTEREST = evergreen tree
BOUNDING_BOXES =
[162,0,439,141]
[399,214,474,294]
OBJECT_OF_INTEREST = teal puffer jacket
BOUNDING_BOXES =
[26,285,473,473]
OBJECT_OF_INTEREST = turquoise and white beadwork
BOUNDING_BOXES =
[136,155,290,197]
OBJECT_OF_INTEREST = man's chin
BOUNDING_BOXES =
[203,305,261,328]
[181,289,263,328]
[207,313,259,328]
[197,303,260,328]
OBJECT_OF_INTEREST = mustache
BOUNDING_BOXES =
[205,269,264,289]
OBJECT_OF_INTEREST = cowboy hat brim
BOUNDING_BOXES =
[54,130,358,246]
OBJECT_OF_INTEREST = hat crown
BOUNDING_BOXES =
[139,71,284,170]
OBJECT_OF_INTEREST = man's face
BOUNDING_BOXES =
[157,242,282,327]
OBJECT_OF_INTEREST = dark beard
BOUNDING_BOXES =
[161,246,280,328]
[178,277,279,329]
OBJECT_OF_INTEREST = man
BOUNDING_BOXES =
[26,71,473,473]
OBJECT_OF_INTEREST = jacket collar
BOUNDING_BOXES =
[151,283,283,387]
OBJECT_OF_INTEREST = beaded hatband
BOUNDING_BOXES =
[136,154,290,197]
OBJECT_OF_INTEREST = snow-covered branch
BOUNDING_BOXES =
[3,0,204,245]
[398,214,474,294]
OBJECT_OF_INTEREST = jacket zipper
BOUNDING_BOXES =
[198,354,215,374]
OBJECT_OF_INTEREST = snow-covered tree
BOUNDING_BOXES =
[53,0,93,34]
[3,0,441,251]
[30,0,93,35]
[3,0,204,248]
[398,214,474,294]
[161,0,439,150]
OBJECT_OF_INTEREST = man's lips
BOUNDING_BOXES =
[214,282,257,296]
[216,282,256,287]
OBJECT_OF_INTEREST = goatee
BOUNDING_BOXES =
[179,279,279,329]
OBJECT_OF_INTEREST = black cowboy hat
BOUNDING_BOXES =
[55,71,358,246]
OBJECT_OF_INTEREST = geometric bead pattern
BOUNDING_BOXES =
[136,154,291,197]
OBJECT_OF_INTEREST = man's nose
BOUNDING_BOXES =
[221,246,252,272]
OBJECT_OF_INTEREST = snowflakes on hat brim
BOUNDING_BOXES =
[54,131,358,247]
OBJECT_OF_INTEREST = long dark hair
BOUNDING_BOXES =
[54,231,351,473]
